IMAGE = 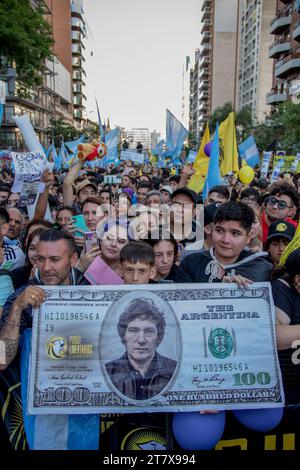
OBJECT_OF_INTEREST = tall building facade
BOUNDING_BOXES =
[0,0,87,150]
[128,128,151,151]
[190,0,241,143]
[48,0,87,126]
[151,130,161,149]
[267,0,300,107]
[238,0,276,123]
[70,0,87,125]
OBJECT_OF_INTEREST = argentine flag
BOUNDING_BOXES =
[238,135,260,168]
[105,127,119,164]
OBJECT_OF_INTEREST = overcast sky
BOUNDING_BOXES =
[84,0,201,136]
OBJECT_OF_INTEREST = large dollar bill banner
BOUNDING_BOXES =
[28,283,284,414]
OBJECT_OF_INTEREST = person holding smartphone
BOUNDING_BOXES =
[65,197,106,248]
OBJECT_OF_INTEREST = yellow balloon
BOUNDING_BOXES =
[238,166,255,185]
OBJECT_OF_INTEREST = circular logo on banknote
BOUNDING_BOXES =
[121,427,167,450]
[208,328,233,359]
[46,336,68,359]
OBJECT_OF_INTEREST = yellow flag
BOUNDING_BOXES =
[279,222,300,266]
[188,123,210,193]
[193,123,210,172]
[219,112,239,177]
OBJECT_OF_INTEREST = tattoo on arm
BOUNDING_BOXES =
[3,338,19,365]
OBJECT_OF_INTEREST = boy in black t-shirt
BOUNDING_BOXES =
[176,202,273,286]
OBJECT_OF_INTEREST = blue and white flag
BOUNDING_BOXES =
[164,109,188,160]
[53,144,62,171]
[65,135,85,154]
[238,135,260,168]
[152,139,164,156]
[45,143,53,159]
[20,329,99,450]
[105,128,119,163]
[0,103,4,127]
[203,123,222,199]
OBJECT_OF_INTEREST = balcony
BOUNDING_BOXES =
[72,31,83,43]
[293,21,300,42]
[201,0,211,11]
[199,113,208,121]
[199,68,211,79]
[201,0,212,11]
[266,91,288,105]
[200,55,211,67]
[268,41,291,58]
[269,13,292,35]
[201,19,212,33]
[199,90,210,100]
[71,2,84,17]
[201,7,212,21]
[199,101,208,111]
[199,80,210,91]
[200,44,212,56]
[275,54,300,77]
[72,44,82,55]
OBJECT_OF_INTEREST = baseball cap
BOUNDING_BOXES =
[75,179,98,195]
[266,220,295,247]
[161,185,173,196]
[171,188,197,205]
[285,248,300,278]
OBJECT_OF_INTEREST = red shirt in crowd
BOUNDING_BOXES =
[262,212,298,244]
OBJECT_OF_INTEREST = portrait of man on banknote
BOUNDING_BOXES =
[105,297,177,400]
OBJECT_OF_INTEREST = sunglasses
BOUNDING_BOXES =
[267,196,291,210]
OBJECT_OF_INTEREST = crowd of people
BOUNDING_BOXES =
[0,156,300,449]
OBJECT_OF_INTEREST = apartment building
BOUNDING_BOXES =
[239,0,276,123]
[267,0,300,107]
[190,0,240,143]
[0,0,83,149]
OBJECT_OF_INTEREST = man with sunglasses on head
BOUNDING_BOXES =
[262,183,299,243]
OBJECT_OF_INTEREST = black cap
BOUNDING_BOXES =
[171,188,197,205]
[266,220,295,247]
[204,202,221,226]
[285,248,300,278]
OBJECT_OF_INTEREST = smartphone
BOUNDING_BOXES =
[84,231,98,252]
[71,214,89,237]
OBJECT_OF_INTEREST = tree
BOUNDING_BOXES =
[187,131,197,150]
[82,121,100,141]
[0,0,53,93]
[48,118,81,148]
[209,102,253,143]
[236,105,253,141]
[253,101,300,153]
[209,102,233,131]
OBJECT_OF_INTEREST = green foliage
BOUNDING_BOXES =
[209,102,253,143]
[82,121,100,141]
[209,102,233,131]
[209,100,300,153]
[48,118,81,148]
[0,0,53,92]
[49,118,101,147]
[187,131,197,151]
